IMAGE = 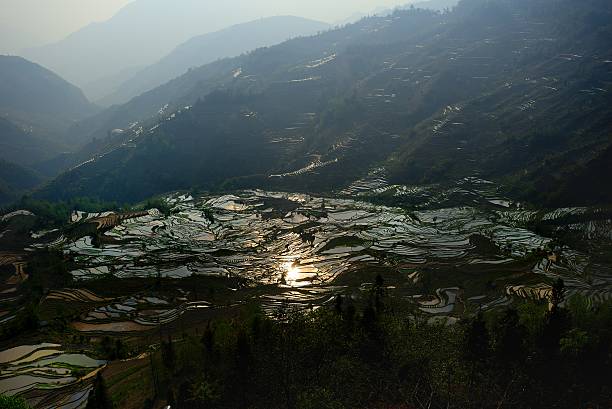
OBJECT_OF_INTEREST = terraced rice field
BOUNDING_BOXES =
[0,343,104,403]
[0,252,29,325]
[44,183,612,320]
[2,180,612,406]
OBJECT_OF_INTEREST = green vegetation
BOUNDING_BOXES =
[0,194,175,229]
[0,249,70,341]
[143,279,611,409]
[0,157,42,207]
[0,395,32,409]
[0,196,122,228]
[99,337,130,361]
[0,302,39,342]
[319,236,367,252]
[140,197,174,217]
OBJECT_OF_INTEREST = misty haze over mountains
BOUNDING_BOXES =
[22,0,276,98]
[17,0,419,100]
[97,16,331,106]
[0,55,97,162]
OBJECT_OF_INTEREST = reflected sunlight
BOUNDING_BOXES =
[282,261,301,283]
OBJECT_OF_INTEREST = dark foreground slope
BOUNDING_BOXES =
[121,295,612,409]
[39,0,612,206]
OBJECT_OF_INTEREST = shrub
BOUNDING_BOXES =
[0,395,32,409]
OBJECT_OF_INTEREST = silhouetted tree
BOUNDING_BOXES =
[201,322,215,355]
[334,294,344,314]
[541,279,569,354]
[162,336,176,371]
[494,308,527,365]
[235,329,251,372]
[464,311,490,364]
[373,273,386,312]
[86,372,112,409]
[551,278,566,311]
[166,388,175,408]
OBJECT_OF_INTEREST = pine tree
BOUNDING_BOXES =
[551,278,566,311]
[541,279,569,354]
[465,311,490,364]
[162,336,176,371]
[86,372,112,409]
[494,308,527,365]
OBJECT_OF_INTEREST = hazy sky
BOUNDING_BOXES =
[0,0,132,52]
[0,0,410,53]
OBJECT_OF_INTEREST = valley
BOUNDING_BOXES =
[1,0,611,407]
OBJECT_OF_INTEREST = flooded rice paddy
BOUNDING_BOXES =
[2,180,612,406]
[0,342,104,402]
[50,182,612,320]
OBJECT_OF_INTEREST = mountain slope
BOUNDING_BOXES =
[335,0,459,25]
[0,55,95,119]
[38,0,612,207]
[98,16,329,106]
[385,0,612,206]
[60,11,433,148]
[0,117,65,167]
[0,55,97,149]
[0,159,42,206]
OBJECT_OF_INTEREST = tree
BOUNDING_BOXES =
[162,336,176,371]
[541,279,569,354]
[166,388,176,408]
[494,308,527,365]
[373,273,386,313]
[334,294,343,315]
[464,311,490,364]
[235,329,251,372]
[551,278,566,311]
[86,372,113,409]
[201,322,215,355]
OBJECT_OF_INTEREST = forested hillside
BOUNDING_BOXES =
[0,56,97,155]
[0,160,41,205]
[39,0,612,206]
[98,16,330,106]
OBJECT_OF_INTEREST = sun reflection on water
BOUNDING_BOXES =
[279,260,319,288]
[282,261,301,283]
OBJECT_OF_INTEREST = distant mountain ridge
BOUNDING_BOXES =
[19,0,455,101]
[335,0,459,25]
[0,55,94,120]
[37,0,612,207]
[97,16,330,106]
[0,117,62,166]
[0,56,96,168]
[20,0,317,99]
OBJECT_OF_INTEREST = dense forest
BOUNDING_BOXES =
[79,277,612,409]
